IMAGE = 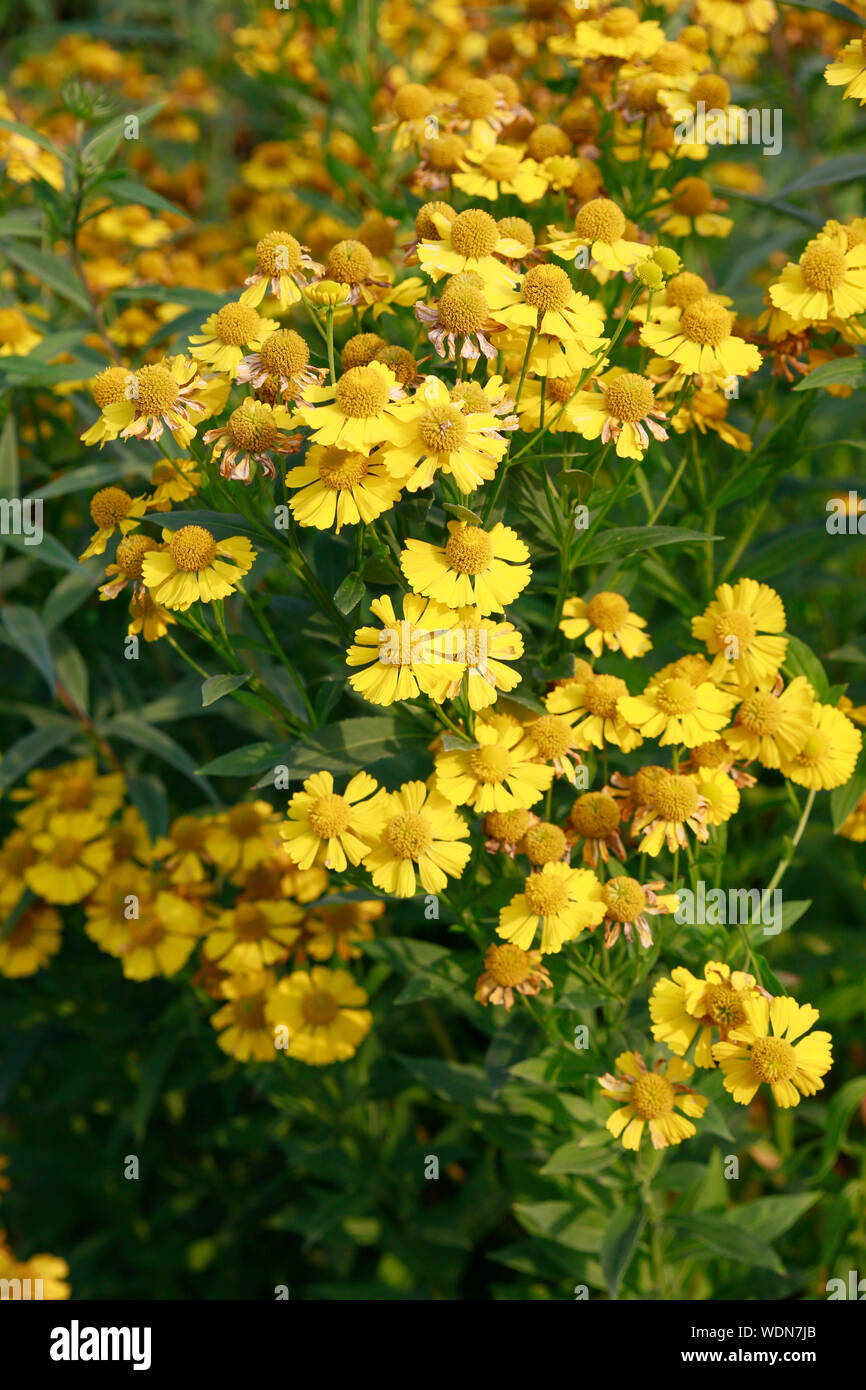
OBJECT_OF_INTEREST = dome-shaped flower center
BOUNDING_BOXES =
[652,41,691,76]
[484,941,533,986]
[712,608,756,652]
[450,381,490,411]
[630,1072,675,1119]
[585,591,629,632]
[634,764,667,805]
[327,239,374,285]
[128,917,166,949]
[680,297,733,346]
[385,811,433,860]
[602,877,647,922]
[546,374,579,404]
[484,807,530,843]
[524,872,569,916]
[528,125,570,160]
[418,403,468,454]
[171,816,207,851]
[169,523,217,573]
[416,201,455,240]
[691,739,730,768]
[653,773,699,822]
[583,673,627,719]
[342,333,387,370]
[234,903,269,941]
[259,329,309,377]
[318,448,369,490]
[115,533,158,578]
[301,988,340,1026]
[90,486,132,529]
[665,271,709,309]
[256,231,301,276]
[214,303,262,346]
[227,402,278,451]
[59,776,92,810]
[521,263,572,313]
[308,792,352,837]
[373,345,417,386]
[450,208,499,259]
[469,744,514,784]
[689,74,731,108]
[601,6,639,36]
[655,677,699,716]
[394,82,434,120]
[672,177,713,217]
[92,365,132,409]
[603,373,655,423]
[457,77,498,119]
[228,803,265,839]
[438,279,488,333]
[628,73,665,114]
[569,791,621,838]
[528,714,572,759]
[134,364,180,415]
[482,146,521,181]
[797,729,831,764]
[705,983,746,1028]
[444,525,494,574]
[234,996,267,1029]
[750,1035,797,1084]
[737,691,783,735]
[574,197,626,244]
[524,822,568,865]
[800,243,846,292]
[51,836,82,868]
[427,134,466,171]
[335,366,391,418]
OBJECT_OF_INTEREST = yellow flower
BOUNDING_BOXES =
[435,719,554,813]
[632,771,710,856]
[204,800,280,875]
[417,207,517,293]
[147,456,200,507]
[475,942,553,1011]
[266,966,372,1065]
[497,862,605,953]
[824,33,866,106]
[295,361,409,454]
[599,877,678,949]
[619,675,737,747]
[640,297,761,377]
[725,676,815,768]
[128,591,175,642]
[454,140,547,204]
[553,8,665,62]
[0,902,62,977]
[11,756,125,831]
[560,590,651,658]
[546,672,643,752]
[656,177,733,239]
[378,376,509,494]
[239,230,322,308]
[545,197,651,274]
[694,767,740,825]
[285,444,402,532]
[203,899,302,970]
[599,1052,708,1151]
[491,262,608,347]
[85,888,203,980]
[0,306,42,356]
[362,781,470,897]
[79,486,147,560]
[280,770,388,871]
[86,357,228,449]
[769,228,866,322]
[651,961,763,1066]
[26,812,112,904]
[779,702,862,790]
[524,711,585,784]
[141,525,256,611]
[569,370,669,459]
[203,397,302,483]
[346,594,462,706]
[840,792,866,842]
[0,1239,69,1299]
[188,301,279,375]
[567,790,626,867]
[211,970,280,1062]
[441,608,525,710]
[400,520,530,615]
[691,578,787,689]
[713,996,833,1107]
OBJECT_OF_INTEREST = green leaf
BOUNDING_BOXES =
[132,1012,184,1140]
[780,154,866,198]
[577,525,718,566]
[777,0,865,24]
[793,357,866,392]
[726,1192,820,1244]
[197,740,293,777]
[512,1201,604,1253]
[201,671,252,706]
[102,177,190,220]
[1,605,55,691]
[0,415,19,496]
[1,527,80,571]
[0,723,77,794]
[2,243,90,313]
[396,1056,494,1106]
[831,742,866,831]
[334,571,365,615]
[126,773,169,840]
[668,1213,783,1272]
[83,100,165,167]
[541,1137,621,1176]
[601,1203,646,1297]
[783,633,830,701]
[818,1078,866,1178]
[0,117,68,162]
[29,461,150,501]
[0,211,44,239]
[442,503,484,524]
[561,468,593,501]
[101,714,217,798]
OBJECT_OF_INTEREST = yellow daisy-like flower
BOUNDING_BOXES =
[346,593,462,706]
[599,877,679,949]
[239,229,322,309]
[147,456,201,507]
[378,376,509,494]
[640,295,761,377]
[203,899,302,971]
[211,969,280,1063]
[0,1240,70,1300]
[0,306,42,356]
[188,301,279,375]
[618,676,737,748]
[694,767,740,826]
[713,995,833,1108]
[417,207,518,293]
[362,781,470,897]
[491,262,608,346]
[497,862,605,953]
[0,830,37,912]
[79,486,147,560]
[475,942,553,1011]
[569,370,669,459]
[11,756,125,831]
[599,1052,708,1151]
[655,177,733,240]
[769,228,866,322]
[546,672,644,752]
[650,961,763,1068]
[0,903,62,978]
[525,711,585,784]
[280,770,387,871]
[691,578,788,690]
[567,790,626,868]
[154,814,215,883]
[285,445,402,533]
[99,532,161,601]
[141,525,255,611]
[400,520,530,615]
[434,719,554,813]
[266,966,373,1065]
[295,361,409,455]
[824,32,866,107]
[560,590,651,658]
[632,771,710,856]
[454,140,547,205]
[442,608,525,711]
[25,812,112,904]
[203,397,302,483]
[128,591,175,642]
[553,7,665,62]
[779,702,862,791]
[86,886,203,980]
[725,676,815,768]
[204,800,280,876]
[87,357,229,449]
[545,197,651,274]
